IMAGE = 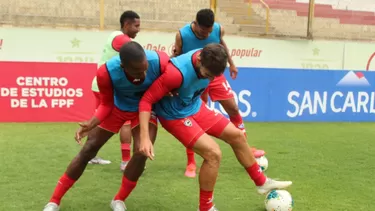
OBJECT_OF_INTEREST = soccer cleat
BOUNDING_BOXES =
[209,206,219,211]
[120,161,128,172]
[197,206,219,211]
[184,163,196,178]
[251,148,266,158]
[110,200,127,211]
[257,178,292,195]
[43,202,60,211]
[88,157,111,165]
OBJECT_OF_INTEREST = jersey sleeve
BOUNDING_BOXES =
[94,65,115,121]
[139,63,182,112]
[111,34,131,52]
[156,51,170,73]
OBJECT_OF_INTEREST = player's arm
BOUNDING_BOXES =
[172,32,183,57]
[220,26,238,79]
[138,64,182,145]
[87,65,115,130]
[112,34,131,52]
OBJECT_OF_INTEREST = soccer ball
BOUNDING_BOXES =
[265,190,294,211]
[255,156,268,171]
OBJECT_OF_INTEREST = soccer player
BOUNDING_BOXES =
[43,42,169,211]
[89,10,141,171]
[138,44,292,211]
[173,8,265,177]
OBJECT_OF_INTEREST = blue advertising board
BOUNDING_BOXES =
[207,68,375,122]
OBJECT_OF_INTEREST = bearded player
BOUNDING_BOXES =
[89,10,140,171]
[173,9,265,178]
[138,44,292,211]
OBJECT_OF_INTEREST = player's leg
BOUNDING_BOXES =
[184,148,196,178]
[193,134,222,211]
[43,108,127,211]
[119,122,132,171]
[184,88,210,178]
[159,116,221,211]
[110,115,158,211]
[44,127,115,211]
[209,75,265,158]
[88,91,111,165]
[197,104,292,195]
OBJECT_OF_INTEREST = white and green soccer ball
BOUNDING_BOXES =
[255,156,268,171]
[265,190,294,211]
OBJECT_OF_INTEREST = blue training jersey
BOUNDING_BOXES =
[106,50,161,112]
[154,49,210,120]
[179,22,221,53]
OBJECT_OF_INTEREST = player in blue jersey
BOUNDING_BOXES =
[43,42,169,211]
[173,8,265,178]
[137,44,292,211]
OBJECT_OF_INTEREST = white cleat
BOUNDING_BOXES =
[88,157,111,165]
[197,206,219,211]
[110,200,127,211]
[120,161,128,172]
[43,202,60,211]
[257,178,292,195]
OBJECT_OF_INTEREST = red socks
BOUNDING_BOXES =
[199,189,214,211]
[229,114,246,137]
[186,148,196,166]
[114,175,137,201]
[49,174,138,205]
[49,173,76,205]
[121,143,131,162]
[246,163,267,186]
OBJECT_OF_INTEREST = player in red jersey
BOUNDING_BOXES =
[43,42,169,211]
[137,44,292,211]
[89,11,141,171]
[173,9,265,178]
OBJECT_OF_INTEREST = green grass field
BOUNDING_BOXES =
[1,122,374,211]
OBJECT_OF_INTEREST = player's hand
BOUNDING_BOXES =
[139,138,155,160]
[229,65,238,79]
[75,122,91,145]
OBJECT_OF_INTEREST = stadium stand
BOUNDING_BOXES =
[0,0,374,40]
[232,0,375,40]
[0,0,236,32]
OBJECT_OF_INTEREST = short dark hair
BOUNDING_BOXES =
[120,10,140,28]
[120,41,145,67]
[196,9,215,28]
[200,44,228,76]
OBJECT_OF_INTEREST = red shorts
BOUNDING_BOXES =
[159,103,230,148]
[99,106,157,133]
[93,91,131,126]
[203,74,234,102]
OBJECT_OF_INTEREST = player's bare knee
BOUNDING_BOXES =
[80,141,99,160]
[227,129,246,146]
[131,145,148,159]
[119,131,132,144]
[132,151,148,162]
[203,147,222,166]
[132,144,141,154]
